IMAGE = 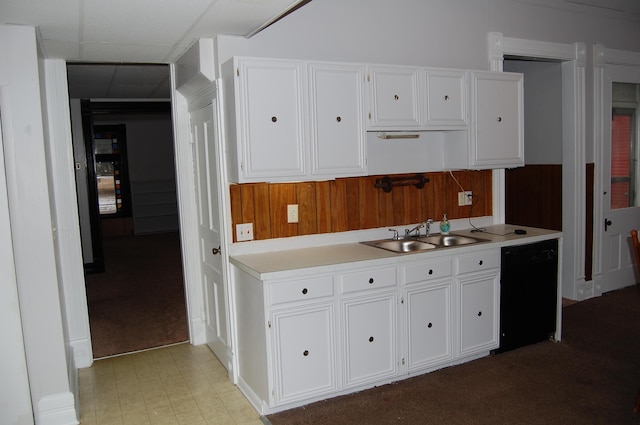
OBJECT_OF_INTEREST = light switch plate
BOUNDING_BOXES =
[236,223,254,241]
[287,204,299,223]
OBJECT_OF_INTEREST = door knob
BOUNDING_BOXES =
[605,219,612,231]
[212,246,221,255]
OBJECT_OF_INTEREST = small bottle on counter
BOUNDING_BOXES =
[440,213,450,235]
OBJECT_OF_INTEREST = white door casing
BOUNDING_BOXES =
[190,97,232,369]
[596,62,640,293]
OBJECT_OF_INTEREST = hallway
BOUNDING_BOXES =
[78,343,261,425]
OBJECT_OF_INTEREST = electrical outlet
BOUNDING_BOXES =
[236,223,254,241]
[458,191,473,206]
[287,204,299,223]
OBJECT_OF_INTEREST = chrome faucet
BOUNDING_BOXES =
[405,219,433,238]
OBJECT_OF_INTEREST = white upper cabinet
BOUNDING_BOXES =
[309,63,366,177]
[233,58,306,182]
[469,71,524,169]
[424,68,467,127]
[228,57,366,183]
[367,66,421,129]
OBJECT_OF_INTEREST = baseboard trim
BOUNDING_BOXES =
[71,338,93,369]
[190,317,206,346]
[38,392,78,425]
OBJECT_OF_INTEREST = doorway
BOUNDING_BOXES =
[68,64,189,358]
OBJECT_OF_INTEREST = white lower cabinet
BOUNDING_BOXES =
[271,303,336,404]
[342,292,397,388]
[233,247,501,414]
[405,282,453,371]
[454,249,501,358]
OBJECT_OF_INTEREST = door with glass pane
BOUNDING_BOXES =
[601,66,640,292]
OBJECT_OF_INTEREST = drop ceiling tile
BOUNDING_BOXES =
[0,0,81,41]
[80,42,175,63]
[82,0,211,45]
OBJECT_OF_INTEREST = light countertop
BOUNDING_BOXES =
[230,224,561,281]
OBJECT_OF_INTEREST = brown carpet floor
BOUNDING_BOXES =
[85,232,189,358]
[267,285,640,425]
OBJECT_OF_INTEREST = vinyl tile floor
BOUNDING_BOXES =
[79,343,263,425]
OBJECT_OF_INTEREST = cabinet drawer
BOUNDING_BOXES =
[455,250,500,274]
[270,276,334,305]
[340,267,397,294]
[402,258,452,285]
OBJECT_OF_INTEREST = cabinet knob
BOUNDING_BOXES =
[444,95,449,101]
[271,116,277,122]
[427,322,433,328]
[368,278,374,284]
[336,116,342,122]
[428,269,433,275]
[477,311,483,317]
[302,288,308,295]
[478,260,483,266]
[394,94,399,101]
[303,350,309,356]
[497,117,502,122]
[369,336,374,342]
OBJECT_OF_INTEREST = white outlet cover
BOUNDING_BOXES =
[287,204,299,223]
[236,223,254,241]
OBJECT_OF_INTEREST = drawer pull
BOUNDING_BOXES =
[336,116,342,122]
[368,278,374,284]
[428,269,433,275]
[444,95,449,101]
[394,94,399,101]
[478,260,483,266]
[427,322,433,328]
[303,350,309,356]
[271,116,277,122]
[369,336,374,342]
[477,311,482,317]
[302,288,308,295]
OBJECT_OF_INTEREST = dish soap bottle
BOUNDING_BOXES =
[440,213,450,235]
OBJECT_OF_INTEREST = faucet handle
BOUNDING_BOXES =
[388,228,399,240]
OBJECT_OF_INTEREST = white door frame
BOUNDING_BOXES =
[488,32,587,300]
[592,44,640,296]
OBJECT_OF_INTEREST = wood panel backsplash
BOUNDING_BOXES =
[230,171,493,242]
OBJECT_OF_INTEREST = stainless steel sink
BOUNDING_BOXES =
[362,239,437,253]
[418,234,487,247]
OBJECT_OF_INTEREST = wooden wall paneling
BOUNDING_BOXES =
[269,183,298,238]
[377,178,395,227]
[505,165,562,231]
[316,181,332,234]
[229,184,242,242]
[429,172,447,221]
[297,182,318,235]
[240,184,256,223]
[345,179,360,230]
[330,179,348,232]
[482,170,493,216]
[253,183,272,240]
[450,171,470,218]
[359,177,380,229]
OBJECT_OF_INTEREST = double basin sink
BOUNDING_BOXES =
[362,233,488,254]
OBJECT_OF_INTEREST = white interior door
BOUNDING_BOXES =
[600,64,640,293]
[190,101,230,368]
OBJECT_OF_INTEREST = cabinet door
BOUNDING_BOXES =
[271,304,336,404]
[343,292,397,388]
[470,71,524,169]
[458,272,499,357]
[405,281,453,371]
[309,63,366,177]
[368,66,421,128]
[235,59,306,181]
[425,69,467,126]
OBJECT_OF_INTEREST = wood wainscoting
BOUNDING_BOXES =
[229,171,492,242]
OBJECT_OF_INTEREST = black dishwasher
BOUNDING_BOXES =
[493,239,558,354]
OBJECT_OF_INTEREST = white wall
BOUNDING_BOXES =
[218,0,640,68]
[505,59,563,165]
[0,24,76,425]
